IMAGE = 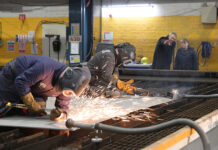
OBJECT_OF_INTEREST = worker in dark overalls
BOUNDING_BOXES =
[0,55,91,120]
[152,32,177,69]
[83,42,137,98]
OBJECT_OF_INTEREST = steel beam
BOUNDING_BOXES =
[120,76,218,83]
[119,68,218,83]
[119,68,218,78]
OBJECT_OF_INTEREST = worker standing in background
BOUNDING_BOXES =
[83,42,137,98]
[0,55,91,121]
[174,38,199,70]
[152,32,177,69]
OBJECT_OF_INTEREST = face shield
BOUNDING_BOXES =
[58,67,91,97]
[114,43,136,66]
[117,49,136,66]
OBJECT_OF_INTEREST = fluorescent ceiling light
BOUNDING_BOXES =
[102,4,159,17]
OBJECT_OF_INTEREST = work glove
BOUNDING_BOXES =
[117,80,136,94]
[113,74,136,95]
[21,92,45,113]
[50,108,68,121]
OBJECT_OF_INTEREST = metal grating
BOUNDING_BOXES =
[100,98,218,150]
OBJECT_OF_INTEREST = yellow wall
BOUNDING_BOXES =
[93,16,101,55]
[0,17,68,65]
[93,16,218,71]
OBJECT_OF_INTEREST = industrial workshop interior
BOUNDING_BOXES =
[1,0,218,150]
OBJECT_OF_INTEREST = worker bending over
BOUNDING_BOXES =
[0,55,91,120]
[83,42,137,98]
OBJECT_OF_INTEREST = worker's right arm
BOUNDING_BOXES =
[100,53,117,86]
[15,63,47,97]
[15,63,48,113]
[50,94,70,121]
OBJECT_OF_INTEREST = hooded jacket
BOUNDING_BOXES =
[174,47,199,70]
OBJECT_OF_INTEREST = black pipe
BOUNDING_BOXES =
[99,0,102,42]
[66,118,210,150]
[184,94,218,99]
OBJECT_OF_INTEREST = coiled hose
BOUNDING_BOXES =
[66,118,210,150]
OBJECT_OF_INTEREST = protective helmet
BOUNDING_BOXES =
[58,67,91,96]
[114,42,136,65]
[141,57,148,64]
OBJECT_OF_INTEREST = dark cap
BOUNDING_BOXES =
[115,42,136,65]
[58,67,91,96]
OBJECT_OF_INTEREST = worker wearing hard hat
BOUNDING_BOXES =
[0,55,91,120]
[84,42,137,98]
[174,38,198,70]
[152,32,177,69]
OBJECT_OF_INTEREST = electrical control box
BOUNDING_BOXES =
[201,6,217,23]
[201,41,211,58]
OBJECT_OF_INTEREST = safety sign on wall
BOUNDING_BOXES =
[71,23,80,35]
[18,40,26,53]
[69,23,81,64]
[70,55,80,63]
[103,32,113,43]
[31,44,38,54]
[7,41,15,52]
[70,42,79,54]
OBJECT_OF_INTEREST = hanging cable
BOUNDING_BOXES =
[33,20,68,44]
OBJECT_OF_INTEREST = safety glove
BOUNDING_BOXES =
[113,74,136,95]
[50,108,68,121]
[36,101,46,108]
[117,80,136,94]
[21,92,45,113]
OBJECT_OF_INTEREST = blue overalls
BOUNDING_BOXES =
[0,55,70,117]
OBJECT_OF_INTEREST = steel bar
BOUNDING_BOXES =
[15,133,67,150]
[0,116,77,131]
[119,68,218,78]
[0,129,20,143]
[0,132,46,150]
[119,76,218,83]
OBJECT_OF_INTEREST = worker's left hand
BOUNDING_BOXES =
[113,74,136,95]
[117,79,136,95]
[21,92,45,113]
[50,108,68,122]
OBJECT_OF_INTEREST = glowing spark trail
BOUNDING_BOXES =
[68,97,129,123]
[67,95,172,124]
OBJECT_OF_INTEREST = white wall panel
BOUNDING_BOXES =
[93,0,217,17]
[0,6,68,17]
